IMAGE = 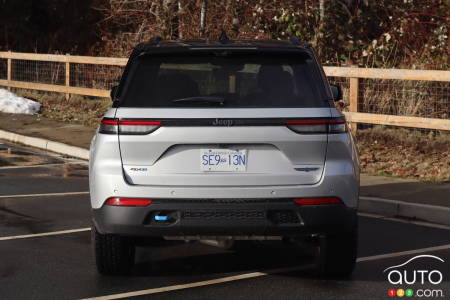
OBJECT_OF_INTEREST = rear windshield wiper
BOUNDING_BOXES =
[172,96,225,106]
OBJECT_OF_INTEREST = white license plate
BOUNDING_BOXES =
[201,149,247,172]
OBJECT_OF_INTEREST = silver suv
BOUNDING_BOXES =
[89,37,360,277]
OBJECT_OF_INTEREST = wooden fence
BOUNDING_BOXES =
[0,51,449,131]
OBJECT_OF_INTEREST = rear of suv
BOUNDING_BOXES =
[89,37,360,277]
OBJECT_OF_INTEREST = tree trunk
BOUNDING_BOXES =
[178,1,183,39]
[319,0,325,31]
[200,0,207,36]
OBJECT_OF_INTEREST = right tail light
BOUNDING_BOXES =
[286,117,347,134]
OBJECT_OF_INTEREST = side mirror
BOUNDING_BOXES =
[330,84,343,101]
[110,85,119,101]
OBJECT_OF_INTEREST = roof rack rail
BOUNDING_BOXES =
[289,36,300,46]
[132,36,162,54]
[219,31,230,44]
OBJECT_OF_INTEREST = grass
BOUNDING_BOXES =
[14,89,111,127]
[356,126,450,182]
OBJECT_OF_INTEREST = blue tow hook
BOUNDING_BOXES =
[155,215,168,221]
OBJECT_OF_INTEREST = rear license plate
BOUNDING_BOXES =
[201,149,247,172]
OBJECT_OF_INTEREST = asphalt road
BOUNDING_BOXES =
[1,140,450,300]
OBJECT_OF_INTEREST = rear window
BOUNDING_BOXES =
[119,51,327,108]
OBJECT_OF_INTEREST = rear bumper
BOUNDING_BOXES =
[92,198,357,237]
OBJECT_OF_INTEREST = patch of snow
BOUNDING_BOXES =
[0,89,41,115]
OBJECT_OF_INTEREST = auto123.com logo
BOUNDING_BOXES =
[384,255,445,298]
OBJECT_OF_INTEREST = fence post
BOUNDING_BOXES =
[7,51,12,91]
[65,53,70,100]
[349,70,359,133]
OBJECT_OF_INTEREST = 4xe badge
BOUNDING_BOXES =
[384,255,445,298]
[129,167,148,172]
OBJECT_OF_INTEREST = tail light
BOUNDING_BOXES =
[99,118,161,135]
[286,117,347,134]
[104,197,153,207]
[294,197,342,205]
[99,118,119,134]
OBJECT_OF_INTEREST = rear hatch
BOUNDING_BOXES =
[111,48,337,187]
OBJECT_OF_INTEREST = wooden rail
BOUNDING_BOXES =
[323,66,450,82]
[343,112,450,131]
[0,51,449,131]
[0,51,127,66]
[0,79,109,97]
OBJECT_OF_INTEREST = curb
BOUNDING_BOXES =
[0,129,89,160]
[359,196,450,226]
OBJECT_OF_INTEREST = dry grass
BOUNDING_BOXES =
[356,126,450,182]
[359,79,449,119]
[13,89,111,127]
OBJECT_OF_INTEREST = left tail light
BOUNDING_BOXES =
[99,118,161,135]
[104,197,153,207]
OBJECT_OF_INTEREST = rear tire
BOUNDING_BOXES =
[318,230,358,278]
[93,226,135,275]
[231,240,254,252]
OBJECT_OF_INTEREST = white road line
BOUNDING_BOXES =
[358,212,450,230]
[80,266,311,300]
[356,244,450,262]
[357,212,384,218]
[0,191,89,199]
[80,243,450,300]
[0,163,66,170]
[0,228,91,241]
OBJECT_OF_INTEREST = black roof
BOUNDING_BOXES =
[130,37,312,55]
[153,39,310,48]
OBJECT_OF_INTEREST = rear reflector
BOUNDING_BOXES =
[105,197,153,207]
[286,118,346,134]
[294,197,342,205]
[99,118,161,135]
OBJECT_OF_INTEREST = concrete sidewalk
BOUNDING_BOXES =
[1,112,450,225]
[0,112,95,149]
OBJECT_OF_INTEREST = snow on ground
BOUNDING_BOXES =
[0,89,41,115]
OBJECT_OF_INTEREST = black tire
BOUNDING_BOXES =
[93,226,135,275]
[318,230,358,278]
[231,240,251,251]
